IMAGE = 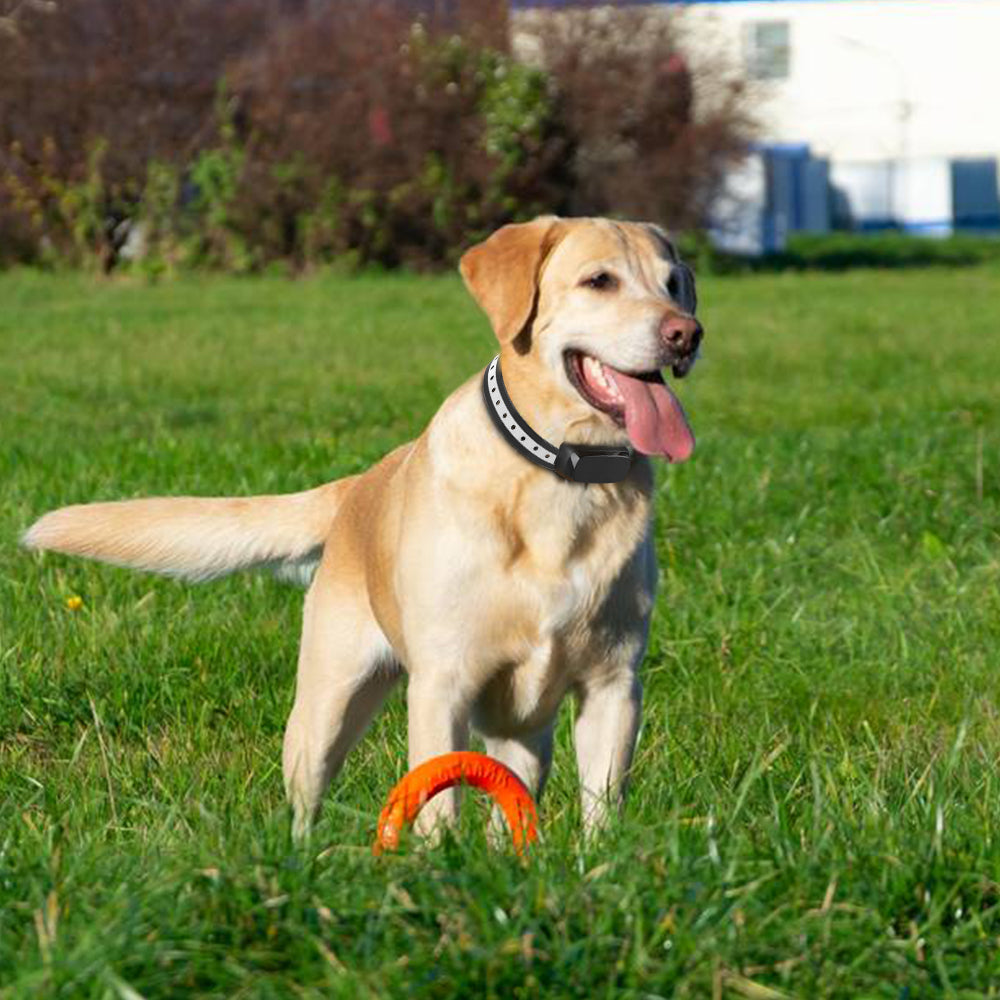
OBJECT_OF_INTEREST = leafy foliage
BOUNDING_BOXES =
[0,0,753,272]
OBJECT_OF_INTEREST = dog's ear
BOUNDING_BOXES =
[643,222,678,262]
[459,217,565,347]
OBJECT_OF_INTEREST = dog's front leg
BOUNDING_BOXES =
[483,724,555,843]
[573,669,643,835]
[406,670,470,837]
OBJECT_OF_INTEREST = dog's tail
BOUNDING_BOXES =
[22,479,354,584]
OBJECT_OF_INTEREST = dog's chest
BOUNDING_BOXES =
[519,479,648,613]
[470,556,640,737]
[469,493,652,736]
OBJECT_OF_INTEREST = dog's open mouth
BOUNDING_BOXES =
[565,350,695,462]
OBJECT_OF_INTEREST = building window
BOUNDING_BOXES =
[746,21,790,81]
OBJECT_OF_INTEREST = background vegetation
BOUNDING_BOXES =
[3,263,1000,996]
[0,0,752,273]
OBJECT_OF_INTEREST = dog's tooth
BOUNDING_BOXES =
[582,355,624,401]
[600,365,622,399]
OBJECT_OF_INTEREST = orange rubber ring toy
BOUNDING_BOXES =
[373,751,539,855]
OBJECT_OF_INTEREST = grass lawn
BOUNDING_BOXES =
[2,263,1000,998]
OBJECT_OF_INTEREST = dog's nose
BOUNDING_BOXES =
[660,313,703,356]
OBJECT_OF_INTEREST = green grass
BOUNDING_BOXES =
[2,263,1000,998]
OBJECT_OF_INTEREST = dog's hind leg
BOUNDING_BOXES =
[282,574,400,841]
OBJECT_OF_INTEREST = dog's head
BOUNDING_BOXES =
[460,216,701,463]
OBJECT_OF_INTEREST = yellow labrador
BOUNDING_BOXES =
[24,216,703,839]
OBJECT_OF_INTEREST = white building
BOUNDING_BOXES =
[514,0,1000,250]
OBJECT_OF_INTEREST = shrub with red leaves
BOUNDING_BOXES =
[0,0,755,271]
[522,3,755,231]
[0,0,271,266]
[229,1,573,268]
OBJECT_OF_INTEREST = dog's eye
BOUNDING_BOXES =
[666,272,681,299]
[582,271,617,291]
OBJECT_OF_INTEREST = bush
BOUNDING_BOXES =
[0,0,755,272]
[0,0,267,268]
[672,231,1000,276]
[227,3,573,269]
[773,231,1000,271]
[522,4,755,231]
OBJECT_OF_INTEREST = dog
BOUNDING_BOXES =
[23,216,703,840]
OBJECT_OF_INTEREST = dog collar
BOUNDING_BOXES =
[481,355,633,484]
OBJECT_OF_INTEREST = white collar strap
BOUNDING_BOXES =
[481,355,633,484]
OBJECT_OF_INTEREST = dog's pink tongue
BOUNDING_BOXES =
[606,369,694,462]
